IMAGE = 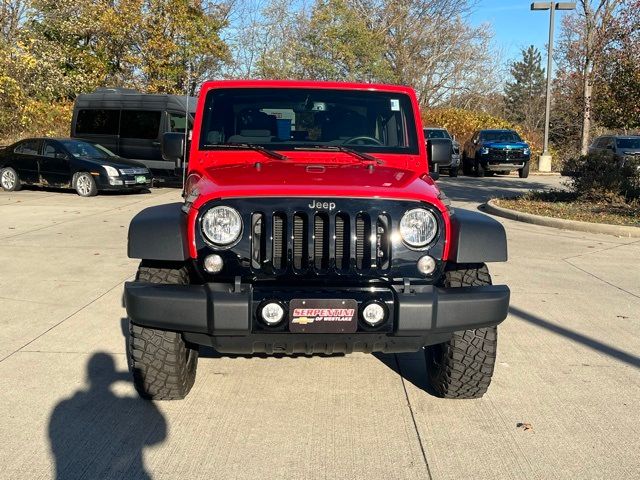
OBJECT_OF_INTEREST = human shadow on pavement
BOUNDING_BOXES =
[48,352,166,480]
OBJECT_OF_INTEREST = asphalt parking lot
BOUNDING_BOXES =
[0,175,638,480]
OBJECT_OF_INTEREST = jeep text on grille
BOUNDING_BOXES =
[124,80,510,401]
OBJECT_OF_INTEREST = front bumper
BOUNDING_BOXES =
[98,174,153,190]
[124,282,510,354]
[478,153,529,171]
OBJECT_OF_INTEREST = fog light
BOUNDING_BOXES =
[417,255,436,275]
[362,302,386,327]
[204,254,224,273]
[261,302,285,326]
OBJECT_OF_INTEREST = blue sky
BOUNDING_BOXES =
[469,0,574,63]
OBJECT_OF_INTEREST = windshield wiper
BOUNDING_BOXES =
[294,145,383,164]
[204,143,288,160]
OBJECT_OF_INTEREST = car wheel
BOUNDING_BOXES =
[448,166,458,177]
[474,159,485,177]
[128,261,199,400]
[519,162,530,178]
[74,172,98,197]
[1,167,22,192]
[425,264,498,399]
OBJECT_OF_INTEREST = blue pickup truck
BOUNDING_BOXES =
[462,129,531,178]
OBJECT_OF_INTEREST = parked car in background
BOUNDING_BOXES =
[588,135,640,166]
[424,127,460,177]
[0,138,152,197]
[71,88,196,177]
[462,129,531,178]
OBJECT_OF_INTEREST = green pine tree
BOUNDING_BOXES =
[504,45,546,133]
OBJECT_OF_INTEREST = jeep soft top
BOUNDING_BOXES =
[124,80,510,400]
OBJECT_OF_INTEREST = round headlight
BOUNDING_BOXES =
[202,206,243,246]
[399,208,438,248]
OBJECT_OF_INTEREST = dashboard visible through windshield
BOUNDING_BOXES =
[199,88,419,154]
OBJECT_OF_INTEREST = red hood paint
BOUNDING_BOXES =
[190,159,441,210]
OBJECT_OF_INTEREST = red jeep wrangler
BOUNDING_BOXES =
[124,80,509,400]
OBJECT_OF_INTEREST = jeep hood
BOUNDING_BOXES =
[194,161,441,206]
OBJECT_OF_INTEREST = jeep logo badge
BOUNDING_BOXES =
[309,200,336,211]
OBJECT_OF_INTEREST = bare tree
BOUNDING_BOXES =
[557,0,624,155]
[0,0,29,43]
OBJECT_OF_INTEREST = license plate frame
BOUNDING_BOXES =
[135,175,146,184]
[289,299,358,333]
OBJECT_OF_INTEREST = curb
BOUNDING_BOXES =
[484,199,640,238]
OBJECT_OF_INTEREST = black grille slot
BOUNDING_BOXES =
[314,214,329,270]
[273,213,286,270]
[335,214,349,271]
[293,213,307,270]
[251,213,264,269]
[376,215,391,270]
[355,213,371,270]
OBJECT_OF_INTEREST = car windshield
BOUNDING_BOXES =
[200,88,418,154]
[60,140,114,159]
[616,138,640,149]
[425,129,450,139]
[481,131,522,143]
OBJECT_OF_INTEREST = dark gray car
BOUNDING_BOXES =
[588,135,640,166]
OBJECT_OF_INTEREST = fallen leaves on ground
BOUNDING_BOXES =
[517,422,534,432]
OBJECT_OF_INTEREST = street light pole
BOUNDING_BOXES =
[531,2,576,172]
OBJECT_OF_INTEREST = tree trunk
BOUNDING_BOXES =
[580,64,593,156]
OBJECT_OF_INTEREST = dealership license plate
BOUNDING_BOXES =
[135,175,147,184]
[289,299,358,333]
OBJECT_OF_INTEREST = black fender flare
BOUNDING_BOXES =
[128,203,189,261]
[448,208,507,263]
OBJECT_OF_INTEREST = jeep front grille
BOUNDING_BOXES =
[250,210,391,274]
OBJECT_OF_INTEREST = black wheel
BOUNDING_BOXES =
[474,159,485,177]
[449,166,458,177]
[519,162,530,178]
[1,167,21,192]
[425,264,498,399]
[462,156,473,176]
[74,172,98,197]
[128,261,199,400]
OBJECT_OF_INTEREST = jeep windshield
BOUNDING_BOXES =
[199,88,419,155]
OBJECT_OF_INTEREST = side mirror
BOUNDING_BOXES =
[427,138,452,166]
[162,132,185,165]
[55,152,67,160]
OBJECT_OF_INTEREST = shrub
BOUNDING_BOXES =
[565,151,640,203]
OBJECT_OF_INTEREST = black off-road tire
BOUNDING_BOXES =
[128,261,198,400]
[449,166,458,177]
[519,161,530,178]
[425,264,498,399]
[475,159,485,177]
